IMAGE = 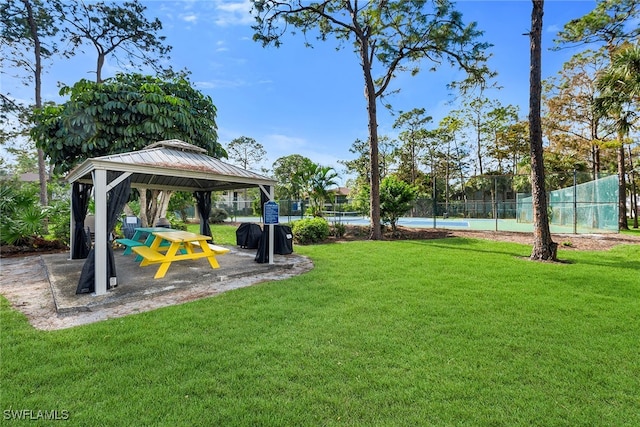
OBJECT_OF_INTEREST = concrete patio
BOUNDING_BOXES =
[0,246,313,330]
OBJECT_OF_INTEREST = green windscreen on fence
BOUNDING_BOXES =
[517,174,619,232]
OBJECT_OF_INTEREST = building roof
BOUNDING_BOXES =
[65,139,275,192]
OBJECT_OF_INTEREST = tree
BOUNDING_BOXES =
[456,95,503,176]
[556,0,640,230]
[496,121,530,175]
[380,175,418,232]
[53,0,172,83]
[484,104,519,173]
[437,114,470,213]
[393,108,432,186]
[595,43,640,230]
[252,0,491,239]
[31,73,223,174]
[31,73,224,227]
[272,154,316,201]
[226,136,267,171]
[309,165,340,216]
[1,0,61,207]
[529,0,557,261]
[543,50,612,179]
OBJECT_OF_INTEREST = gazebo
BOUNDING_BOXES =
[65,139,277,296]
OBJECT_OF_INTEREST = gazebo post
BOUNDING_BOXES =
[93,169,108,295]
[68,188,75,260]
[268,186,275,265]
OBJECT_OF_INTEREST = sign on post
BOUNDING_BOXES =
[264,201,279,225]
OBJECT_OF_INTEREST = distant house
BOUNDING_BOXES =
[329,187,351,204]
[216,189,254,215]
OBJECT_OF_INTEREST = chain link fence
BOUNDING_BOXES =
[205,172,620,234]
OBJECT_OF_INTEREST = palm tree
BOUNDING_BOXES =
[309,165,340,216]
[595,43,640,230]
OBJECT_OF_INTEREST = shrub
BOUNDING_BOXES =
[0,180,46,245]
[166,213,188,231]
[292,217,330,244]
[209,207,228,224]
[331,221,346,238]
[380,176,418,231]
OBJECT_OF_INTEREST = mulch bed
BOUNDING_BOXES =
[0,237,68,258]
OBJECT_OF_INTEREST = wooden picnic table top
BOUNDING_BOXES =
[152,230,211,243]
[135,227,179,233]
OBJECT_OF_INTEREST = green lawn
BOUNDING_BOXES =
[1,228,639,426]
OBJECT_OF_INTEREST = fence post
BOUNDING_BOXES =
[432,176,437,229]
[494,176,498,232]
[573,169,577,234]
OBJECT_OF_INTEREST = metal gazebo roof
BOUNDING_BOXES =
[65,139,277,296]
[66,139,276,191]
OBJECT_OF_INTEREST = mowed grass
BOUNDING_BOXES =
[1,229,639,426]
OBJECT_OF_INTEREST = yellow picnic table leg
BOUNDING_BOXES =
[153,241,182,279]
[198,242,220,269]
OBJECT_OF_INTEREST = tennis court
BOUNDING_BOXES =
[229,215,614,234]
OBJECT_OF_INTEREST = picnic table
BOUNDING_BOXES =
[116,227,178,255]
[132,230,229,279]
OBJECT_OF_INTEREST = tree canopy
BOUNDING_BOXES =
[251,0,491,239]
[31,73,224,174]
[53,0,172,82]
[226,136,266,171]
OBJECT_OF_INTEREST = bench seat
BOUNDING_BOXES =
[132,246,167,263]
[189,241,231,254]
[115,238,145,248]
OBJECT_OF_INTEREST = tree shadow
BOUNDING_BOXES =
[395,237,640,271]
[394,237,530,258]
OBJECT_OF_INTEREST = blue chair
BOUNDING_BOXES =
[122,216,141,239]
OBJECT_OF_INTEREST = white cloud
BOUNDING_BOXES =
[182,13,198,24]
[215,40,229,52]
[264,133,308,151]
[214,0,254,26]
[194,78,248,89]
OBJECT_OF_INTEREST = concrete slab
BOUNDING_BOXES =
[0,246,313,330]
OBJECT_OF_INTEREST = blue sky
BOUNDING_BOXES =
[4,0,598,182]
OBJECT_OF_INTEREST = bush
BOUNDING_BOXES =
[292,217,330,244]
[331,221,346,238]
[380,176,418,231]
[209,207,228,224]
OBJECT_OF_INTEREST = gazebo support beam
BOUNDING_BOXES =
[259,184,275,265]
[93,169,108,295]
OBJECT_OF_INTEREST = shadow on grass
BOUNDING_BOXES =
[394,237,530,259]
[564,247,640,271]
[397,237,640,271]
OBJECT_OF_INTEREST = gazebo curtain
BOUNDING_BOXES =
[76,173,131,294]
[194,191,212,238]
[71,182,93,259]
[260,186,271,222]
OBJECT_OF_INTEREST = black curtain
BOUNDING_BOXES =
[71,182,93,259]
[76,173,131,294]
[260,186,271,222]
[194,191,212,238]
[255,186,272,263]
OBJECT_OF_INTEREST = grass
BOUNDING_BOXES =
[1,228,639,426]
[186,223,238,245]
[621,227,640,238]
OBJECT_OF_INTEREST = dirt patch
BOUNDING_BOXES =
[0,237,68,258]
[328,224,639,251]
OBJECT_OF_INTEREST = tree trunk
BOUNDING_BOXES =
[23,0,48,210]
[359,36,381,240]
[158,190,173,219]
[96,53,105,83]
[529,0,557,261]
[139,189,149,227]
[629,145,638,228]
[617,138,628,230]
